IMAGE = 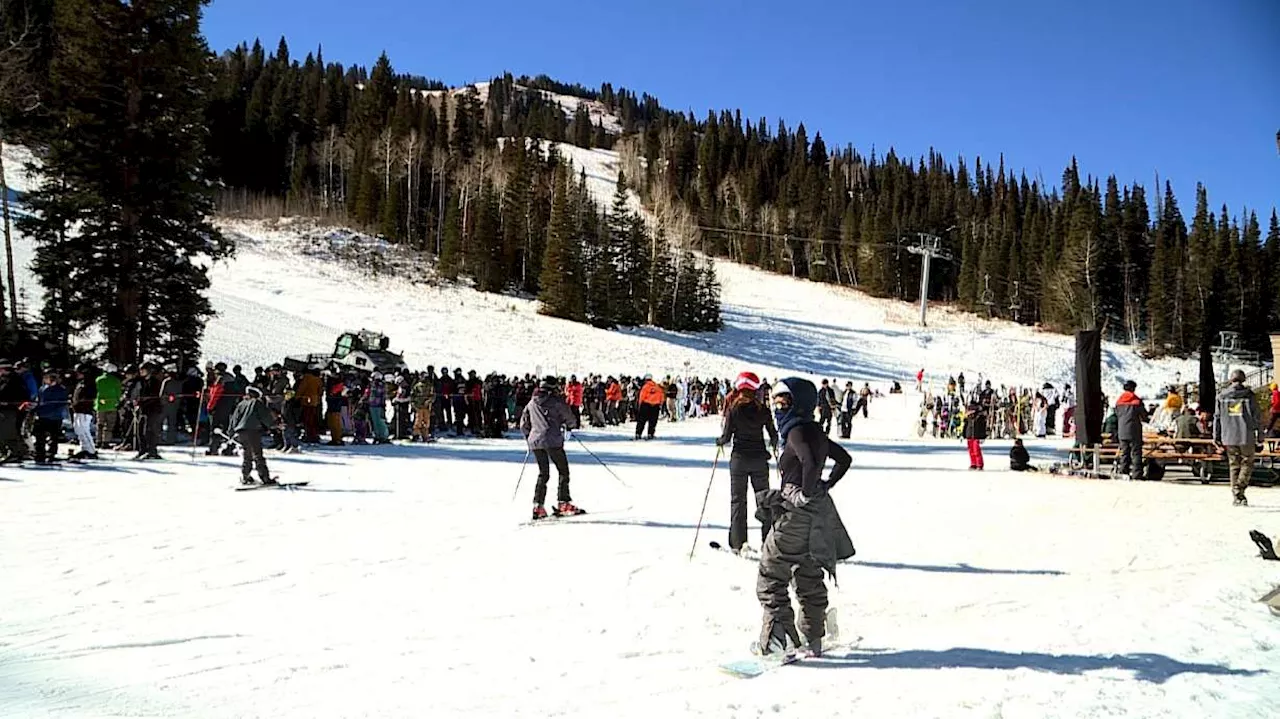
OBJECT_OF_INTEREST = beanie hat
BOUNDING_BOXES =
[734,371,760,391]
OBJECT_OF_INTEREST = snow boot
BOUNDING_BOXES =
[260,477,279,486]
[531,505,548,521]
[554,501,585,517]
[240,476,256,486]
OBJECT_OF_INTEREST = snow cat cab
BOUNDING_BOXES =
[282,329,409,376]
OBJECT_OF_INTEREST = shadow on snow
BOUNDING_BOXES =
[798,646,1264,684]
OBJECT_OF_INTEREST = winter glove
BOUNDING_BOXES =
[715,436,727,447]
[781,483,811,509]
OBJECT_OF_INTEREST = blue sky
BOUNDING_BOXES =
[202,0,1279,222]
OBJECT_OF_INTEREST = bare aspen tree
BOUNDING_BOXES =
[0,2,39,332]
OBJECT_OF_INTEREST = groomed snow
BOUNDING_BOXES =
[2,396,1278,718]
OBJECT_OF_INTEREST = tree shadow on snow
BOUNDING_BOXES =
[627,307,906,383]
[798,646,1265,684]
[851,560,1064,576]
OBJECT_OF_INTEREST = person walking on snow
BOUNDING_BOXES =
[229,385,276,485]
[716,372,780,554]
[521,377,583,520]
[636,374,664,440]
[1214,369,1262,506]
[754,377,854,657]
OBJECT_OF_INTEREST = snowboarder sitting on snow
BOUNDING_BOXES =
[229,385,276,486]
[754,377,854,658]
[521,376,583,521]
[1009,438,1036,472]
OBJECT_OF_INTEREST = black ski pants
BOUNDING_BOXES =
[237,429,271,481]
[33,417,61,462]
[635,403,659,439]
[729,453,770,551]
[533,446,571,506]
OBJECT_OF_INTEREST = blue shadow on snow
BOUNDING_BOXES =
[798,646,1265,684]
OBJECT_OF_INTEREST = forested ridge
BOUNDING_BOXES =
[194,36,1277,358]
[2,0,1274,363]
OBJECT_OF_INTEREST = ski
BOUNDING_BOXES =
[235,479,309,491]
[521,508,589,527]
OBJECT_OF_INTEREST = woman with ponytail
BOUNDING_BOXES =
[716,372,779,554]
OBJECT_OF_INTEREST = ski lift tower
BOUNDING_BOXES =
[905,231,953,327]
[1211,331,1259,382]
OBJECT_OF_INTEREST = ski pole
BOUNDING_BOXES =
[511,447,531,501]
[572,434,629,488]
[689,444,723,561]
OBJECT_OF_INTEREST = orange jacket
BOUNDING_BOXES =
[565,381,584,407]
[639,380,665,406]
[605,382,623,402]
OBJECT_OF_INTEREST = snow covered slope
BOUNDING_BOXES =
[198,216,1196,396]
[2,399,1278,718]
[5,139,1197,395]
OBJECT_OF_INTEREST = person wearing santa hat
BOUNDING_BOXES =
[715,371,779,554]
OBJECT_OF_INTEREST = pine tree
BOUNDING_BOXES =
[20,0,230,364]
[537,164,585,320]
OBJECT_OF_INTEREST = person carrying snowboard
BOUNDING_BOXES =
[754,377,854,657]
[716,371,779,554]
[520,376,583,520]
[229,385,276,486]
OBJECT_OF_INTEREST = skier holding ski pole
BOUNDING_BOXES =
[754,377,854,658]
[715,372,778,555]
[519,376,583,521]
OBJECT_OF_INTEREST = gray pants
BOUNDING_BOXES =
[756,506,827,651]
[1226,444,1255,500]
[237,429,271,481]
[729,453,769,551]
[1118,439,1144,479]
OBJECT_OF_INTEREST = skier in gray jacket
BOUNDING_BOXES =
[1213,369,1262,506]
[520,377,582,520]
[229,385,276,486]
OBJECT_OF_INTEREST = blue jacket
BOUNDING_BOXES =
[22,370,37,400]
[36,384,68,422]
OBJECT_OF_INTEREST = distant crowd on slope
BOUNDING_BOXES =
[0,357,889,466]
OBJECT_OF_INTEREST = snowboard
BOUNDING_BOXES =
[718,609,856,678]
[708,541,761,561]
[235,479,309,491]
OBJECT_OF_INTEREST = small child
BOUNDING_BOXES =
[1009,438,1037,472]
[963,403,987,470]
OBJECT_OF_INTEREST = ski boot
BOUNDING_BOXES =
[531,505,548,521]
[554,501,585,517]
